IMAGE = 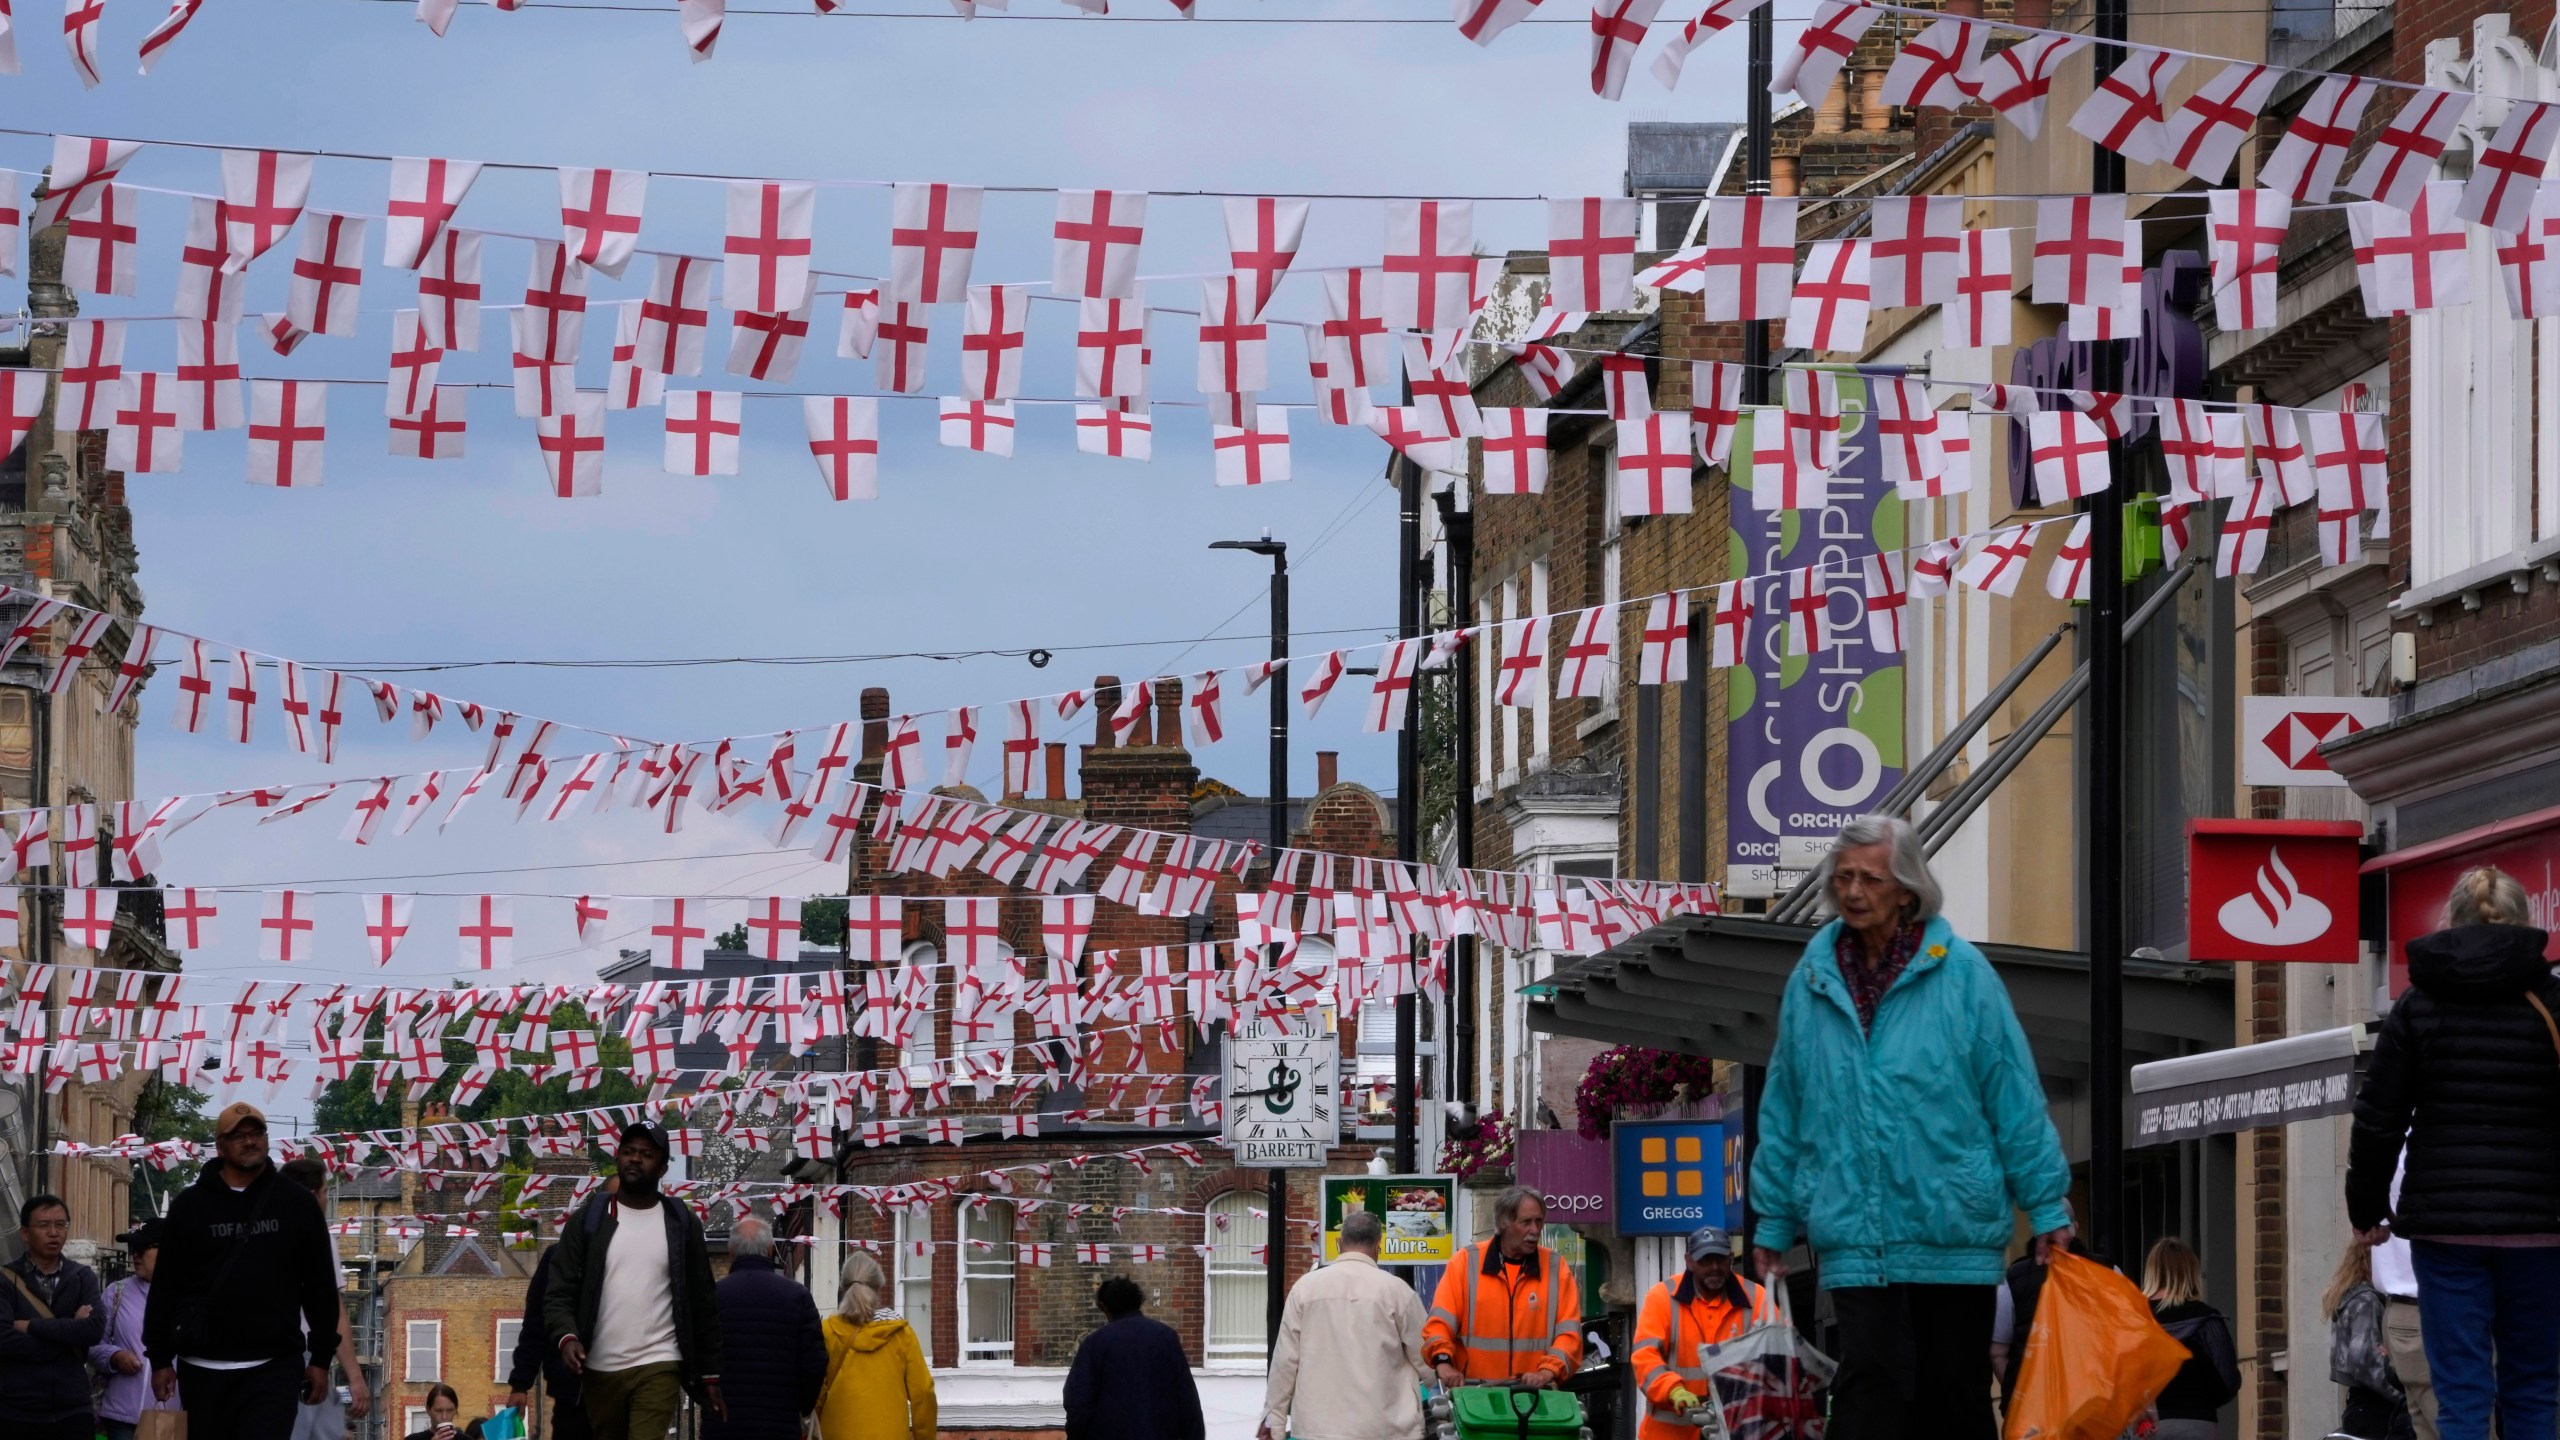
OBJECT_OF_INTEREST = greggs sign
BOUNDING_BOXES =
[2187,819,2365,964]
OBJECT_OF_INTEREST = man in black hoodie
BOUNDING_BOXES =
[143,1101,343,1440]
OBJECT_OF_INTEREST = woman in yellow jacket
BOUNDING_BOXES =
[817,1252,936,1440]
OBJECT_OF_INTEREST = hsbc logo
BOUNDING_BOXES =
[2242,696,2393,788]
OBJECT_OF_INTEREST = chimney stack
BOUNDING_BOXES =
[859,687,889,761]
[1155,678,1185,749]
[1046,743,1069,801]
[1092,675,1121,751]
[1316,751,1338,792]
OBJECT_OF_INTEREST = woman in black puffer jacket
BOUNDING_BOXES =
[2345,865,2560,1440]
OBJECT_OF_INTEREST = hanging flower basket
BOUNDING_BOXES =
[1574,1046,1721,1140]
[1439,1107,1516,1187]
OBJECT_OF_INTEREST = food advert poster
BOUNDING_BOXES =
[1321,1174,1456,1264]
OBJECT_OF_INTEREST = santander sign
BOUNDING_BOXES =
[2189,820,2364,964]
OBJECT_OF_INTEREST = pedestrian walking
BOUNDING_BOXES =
[144,1101,344,1440]
[1630,1225,1780,1440]
[404,1382,464,1440]
[815,1251,934,1440]
[2346,864,2560,1440]
[2139,1238,2240,1440]
[504,1243,586,1440]
[2325,1237,2415,1440]
[3,1192,105,1440]
[705,1216,825,1440]
[2371,1159,2438,1440]
[543,1120,725,1440]
[91,1221,180,1440]
[1422,1187,1584,1388]
[1061,1276,1203,1440]
[280,1156,372,1440]
[1749,815,2073,1440]
[1259,1209,1431,1440]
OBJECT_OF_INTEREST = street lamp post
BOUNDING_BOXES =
[1209,535,1290,1355]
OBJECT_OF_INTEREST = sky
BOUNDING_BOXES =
[2,0,1762,1127]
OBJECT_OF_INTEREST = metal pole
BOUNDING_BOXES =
[1267,546,1290,1352]
[2087,0,2131,1268]
[1395,458,1422,1176]
[1442,492,1477,1107]
[1743,0,1774,406]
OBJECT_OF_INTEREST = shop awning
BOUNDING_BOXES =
[1523,915,2233,1091]
[2127,1023,2366,1145]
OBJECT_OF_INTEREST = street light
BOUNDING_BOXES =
[1208,535,1289,1356]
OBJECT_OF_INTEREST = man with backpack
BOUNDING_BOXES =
[544,1120,725,1440]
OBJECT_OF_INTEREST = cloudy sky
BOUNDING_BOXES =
[5,0,1758,1125]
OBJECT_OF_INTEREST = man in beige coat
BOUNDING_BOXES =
[1260,1209,1432,1440]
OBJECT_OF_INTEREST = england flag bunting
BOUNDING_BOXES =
[803,396,881,501]
[2500,185,2560,318]
[1956,521,2043,597]
[383,158,481,271]
[1548,196,1641,311]
[2246,403,2315,506]
[175,320,243,431]
[1785,238,1871,351]
[664,390,742,475]
[1223,196,1306,321]
[62,185,136,297]
[1860,553,1909,653]
[1198,275,1271,396]
[35,137,139,232]
[940,399,1016,458]
[416,229,484,352]
[1455,0,1538,45]
[1615,411,1694,517]
[1479,407,1548,495]
[1494,617,1548,707]
[2027,409,2111,504]
[1651,0,1771,90]
[2307,410,2388,563]
[1782,566,1834,657]
[962,284,1030,402]
[63,0,105,87]
[2262,76,2380,204]
[1051,189,1147,301]
[723,181,815,313]
[1975,34,2086,139]
[1750,406,1827,511]
[138,0,210,74]
[2349,180,2470,316]
[391,387,467,460]
[888,182,982,305]
[1298,650,1347,720]
[1869,196,1964,307]
[1075,404,1153,461]
[1364,640,1421,733]
[2460,101,2560,234]
[1637,592,1688,685]
[387,309,443,419]
[2046,515,2095,601]
[837,287,882,360]
[1881,15,1986,107]
[1873,379,1947,497]
[2348,88,2472,212]
[108,374,183,475]
[1320,266,1395,389]
[1909,538,1963,597]
[1381,199,1474,335]
[246,380,326,489]
[558,167,649,278]
[727,298,811,384]
[1555,607,1614,700]
[637,254,713,377]
[2209,189,2291,331]
[1690,360,1743,465]
[59,319,124,431]
[1075,298,1147,399]
[1945,227,2015,349]
[1701,196,1799,322]
[2032,195,2128,307]
[177,199,245,323]
[1773,1,1880,109]
[1589,0,1665,99]
[2219,478,2277,577]
[284,214,369,338]
[537,394,607,499]
[2069,50,2184,165]
[1213,407,1291,488]
[873,302,931,395]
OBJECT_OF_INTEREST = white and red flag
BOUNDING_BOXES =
[2460,101,2560,234]
[724,181,815,313]
[2069,50,2184,164]
[888,182,981,305]
[1212,407,1292,488]
[1869,196,1963,307]
[940,399,1016,458]
[1547,197,1640,311]
[1076,298,1147,399]
[1223,197,1305,320]
[2027,409,2111,504]
[537,394,608,499]
[2349,181,2470,315]
[873,302,931,395]
[1700,196,1798,322]
[962,284,1030,402]
[1197,275,1271,396]
[727,299,810,383]
[1881,15,1984,107]
[803,396,880,501]
[2032,195,2129,307]
[416,229,484,351]
[2261,76,2380,204]
[1382,199,1475,335]
[1480,407,1548,495]
[387,309,443,419]
[286,213,367,337]
[1785,238,1871,351]
[1615,411,1694,516]
[664,390,742,476]
[34,136,138,230]
[1588,0,1665,99]
[1861,553,1910,653]
[218,150,310,271]
[108,373,183,474]
[1771,0,1877,109]
[390,387,468,460]
[1075,404,1152,461]
[558,166,648,278]
[2208,189,2291,332]
[1974,34,2085,139]
[1052,189,1147,301]
[1651,0,1768,89]
[521,239,589,364]
[637,254,713,376]
[384,157,481,270]
[246,380,326,489]
[2347,88,2472,212]
[58,319,123,432]
[1944,227,2014,349]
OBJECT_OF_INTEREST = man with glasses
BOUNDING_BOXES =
[143,1102,344,1440]
[3,1193,104,1440]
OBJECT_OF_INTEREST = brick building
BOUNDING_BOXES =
[804,678,1396,1434]
[0,178,156,1253]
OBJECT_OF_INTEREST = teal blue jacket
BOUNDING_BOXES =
[1748,915,2071,1289]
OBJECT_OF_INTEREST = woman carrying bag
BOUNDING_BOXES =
[815,1253,934,1440]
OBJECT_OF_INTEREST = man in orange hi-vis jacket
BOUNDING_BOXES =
[1423,1187,1584,1388]
[1630,1225,1782,1438]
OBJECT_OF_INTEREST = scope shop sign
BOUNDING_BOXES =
[1725,387,1906,898]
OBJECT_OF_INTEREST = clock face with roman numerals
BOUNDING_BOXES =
[1223,1014,1340,1168]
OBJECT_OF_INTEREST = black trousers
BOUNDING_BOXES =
[178,1357,305,1440]
[1827,1283,1999,1440]
[550,1392,592,1440]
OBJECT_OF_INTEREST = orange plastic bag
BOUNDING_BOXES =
[2002,1250,2192,1440]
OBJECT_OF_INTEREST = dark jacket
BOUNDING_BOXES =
[703,1253,826,1440]
[144,1160,341,1370]
[1061,1312,1203,1440]
[0,1252,106,1422]
[2149,1299,2240,1421]
[2347,923,2560,1236]
[506,1245,580,1407]
[542,1191,722,1392]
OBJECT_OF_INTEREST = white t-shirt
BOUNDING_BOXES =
[585,1201,680,1372]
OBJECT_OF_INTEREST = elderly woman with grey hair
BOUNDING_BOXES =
[1748,814,2072,1440]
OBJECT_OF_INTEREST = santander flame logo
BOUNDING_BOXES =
[2217,846,2334,946]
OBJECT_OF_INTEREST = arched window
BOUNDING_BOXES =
[1204,1191,1268,1363]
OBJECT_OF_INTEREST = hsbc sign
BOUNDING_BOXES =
[2242,696,2394,788]
[2188,819,2366,964]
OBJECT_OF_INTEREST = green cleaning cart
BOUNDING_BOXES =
[1425,1381,1591,1440]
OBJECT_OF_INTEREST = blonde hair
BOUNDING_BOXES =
[2446,866,2532,928]
[839,1250,886,1321]
[2324,1235,2375,1319]
[2141,1236,2204,1307]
